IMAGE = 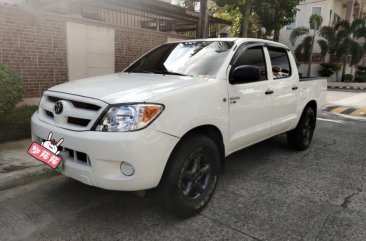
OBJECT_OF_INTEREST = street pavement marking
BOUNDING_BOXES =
[323,105,366,117]
[330,107,349,114]
[317,117,347,124]
[351,108,366,116]
[323,105,339,112]
[340,107,357,115]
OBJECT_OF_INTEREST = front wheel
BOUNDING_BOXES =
[156,134,220,218]
[287,107,316,150]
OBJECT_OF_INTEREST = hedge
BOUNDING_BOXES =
[0,64,22,115]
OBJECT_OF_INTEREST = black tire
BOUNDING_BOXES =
[287,107,316,150]
[156,134,220,218]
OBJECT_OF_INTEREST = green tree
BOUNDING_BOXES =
[210,4,242,36]
[213,0,252,37]
[178,0,209,38]
[317,38,329,63]
[318,19,366,81]
[0,65,22,115]
[318,26,338,55]
[290,14,323,77]
[253,0,301,42]
[177,0,198,10]
[334,19,366,81]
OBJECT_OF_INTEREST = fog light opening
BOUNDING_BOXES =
[120,162,135,176]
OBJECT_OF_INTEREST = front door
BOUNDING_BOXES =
[228,45,274,153]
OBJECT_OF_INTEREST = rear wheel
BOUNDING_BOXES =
[287,107,316,150]
[156,134,220,218]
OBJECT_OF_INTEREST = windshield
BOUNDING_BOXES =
[125,41,234,78]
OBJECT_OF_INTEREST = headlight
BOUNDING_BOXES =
[95,104,164,132]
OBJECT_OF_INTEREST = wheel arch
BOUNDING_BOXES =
[168,125,226,174]
[295,100,317,128]
[305,100,317,116]
[187,125,225,173]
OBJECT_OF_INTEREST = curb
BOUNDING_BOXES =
[328,85,366,90]
[0,165,58,191]
[323,105,366,117]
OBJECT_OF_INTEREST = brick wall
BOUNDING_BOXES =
[0,6,68,98]
[0,5,172,99]
[115,28,167,71]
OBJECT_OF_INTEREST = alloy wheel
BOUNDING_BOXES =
[180,150,211,200]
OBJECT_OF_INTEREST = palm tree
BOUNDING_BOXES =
[333,19,365,82]
[317,38,329,63]
[290,14,323,77]
[318,26,338,55]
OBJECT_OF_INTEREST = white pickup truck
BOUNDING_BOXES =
[31,38,327,217]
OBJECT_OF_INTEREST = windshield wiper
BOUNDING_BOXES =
[151,70,187,76]
[127,70,154,74]
[127,70,187,76]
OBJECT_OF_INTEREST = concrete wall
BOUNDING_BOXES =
[67,22,115,81]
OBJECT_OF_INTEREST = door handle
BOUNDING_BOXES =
[265,90,274,95]
[292,86,298,90]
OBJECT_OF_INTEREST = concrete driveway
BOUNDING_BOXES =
[0,112,365,241]
[327,89,366,108]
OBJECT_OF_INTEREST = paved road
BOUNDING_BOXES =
[327,90,366,108]
[0,113,365,241]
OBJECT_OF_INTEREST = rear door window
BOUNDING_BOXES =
[268,47,292,79]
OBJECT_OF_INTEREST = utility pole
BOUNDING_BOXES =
[198,0,208,38]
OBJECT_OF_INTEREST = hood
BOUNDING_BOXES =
[48,73,206,104]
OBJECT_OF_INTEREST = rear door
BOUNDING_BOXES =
[227,45,274,152]
[267,47,299,135]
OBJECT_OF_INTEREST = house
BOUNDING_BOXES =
[279,0,366,78]
[162,0,215,11]
[0,0,229,105]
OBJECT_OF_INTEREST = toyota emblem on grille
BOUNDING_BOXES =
[54,101,63,115]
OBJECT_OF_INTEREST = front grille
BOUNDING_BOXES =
[68,117,91,127]
[48,96,61,102]
[72,101,101,111]
[38,91,108,131]
[45,110,54,118]
[76,152,88,163]
[48,96,101,111]
[61,147,90,165]
[62,147,89,164]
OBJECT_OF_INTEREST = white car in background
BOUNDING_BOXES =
[31,38,327,218]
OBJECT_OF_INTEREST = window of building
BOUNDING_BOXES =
[310,7,323,29]
[268,47,292,79]
[312,7,322,16]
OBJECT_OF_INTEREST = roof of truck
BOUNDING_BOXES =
[172,38,290,50]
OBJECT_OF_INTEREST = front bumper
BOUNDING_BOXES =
[31,113,179,191]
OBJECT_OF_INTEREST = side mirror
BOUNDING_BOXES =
[230,65,261,84]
